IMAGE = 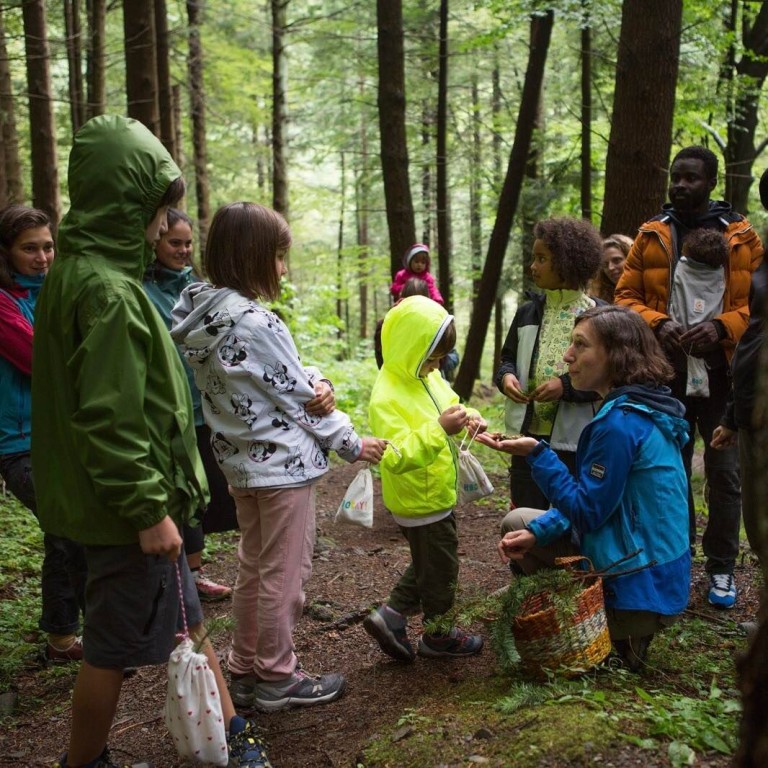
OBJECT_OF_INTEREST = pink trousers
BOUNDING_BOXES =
[226,484,315,680]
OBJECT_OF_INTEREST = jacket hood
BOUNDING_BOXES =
[381,295,452,379]
[659,200,739,231]
[170,283,253,364]
[58,115,181,279]
[603,384,689,447]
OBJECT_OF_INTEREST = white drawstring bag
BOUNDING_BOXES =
[165,562,228,765]
[457,431,494,505]
[335,465,374,527]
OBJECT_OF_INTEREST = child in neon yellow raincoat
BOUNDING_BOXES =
[364,295,487,661]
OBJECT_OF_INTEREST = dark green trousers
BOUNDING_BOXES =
[388,513,459,623]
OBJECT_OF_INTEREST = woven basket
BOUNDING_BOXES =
[512,556,611,678]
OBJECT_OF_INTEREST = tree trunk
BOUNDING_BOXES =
[421,101,433,247]
[491,52,503,373]
[723,2,768,215]
[155,0,177,160]
[580,2,592,223]
[336,151,346,351]
[377,0,416,278]
[22,0,60,222]
[64,0,86,134]
[272,0,289,218]
[85,0,106,118]
[186,0,210,249]
[0,4,23,204]
[435,0,452,313]
[453,11,553,401]
[469,70,482,304]
[601,0,682,237]
[357,73,370,340]
[735,305,768,765]
[123,0,159,134]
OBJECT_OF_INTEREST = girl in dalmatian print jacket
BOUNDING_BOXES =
[171,202,387,705]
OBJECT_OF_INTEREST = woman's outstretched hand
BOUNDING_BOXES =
[475,432,539,455]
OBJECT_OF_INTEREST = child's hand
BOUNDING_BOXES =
[305,380,335,416]
[357,437,388,464]
[497,529,536,563]
[467,416,487,437]
[439,404,468,435]
[501,373,529,403]
[138,515,182,561]
[529,377,563,402]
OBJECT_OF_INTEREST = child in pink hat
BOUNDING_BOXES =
[390,243,444,304]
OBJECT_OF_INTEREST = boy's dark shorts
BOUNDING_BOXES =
[83,542,203,669]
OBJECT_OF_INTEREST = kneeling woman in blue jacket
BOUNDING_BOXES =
[478,305,691,671]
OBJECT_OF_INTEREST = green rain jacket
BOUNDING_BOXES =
[369,295,478,519]
[31,115,208,545]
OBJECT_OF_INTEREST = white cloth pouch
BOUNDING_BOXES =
[335,465,374,527]
[686,355,710,397]
[458,432,494,505]
[165,564,228,765]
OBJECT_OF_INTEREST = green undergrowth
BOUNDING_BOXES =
[360,615,745,768]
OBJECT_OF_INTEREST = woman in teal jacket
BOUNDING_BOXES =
[480,305,691,672]
[144,208,234,602]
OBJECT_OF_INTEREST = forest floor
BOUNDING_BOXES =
[0,458,761,768]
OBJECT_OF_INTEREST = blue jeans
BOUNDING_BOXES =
[671,365,741,574]
[0,452,86,635]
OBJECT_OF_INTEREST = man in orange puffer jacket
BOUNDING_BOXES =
[615,145,763,611]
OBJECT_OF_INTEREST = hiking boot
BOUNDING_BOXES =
[708,573,737,609]
[194,569,232,602]
[53,747,153,768]
[363,605,415,662]
[418,627,484,658]
[252,667,346,712]
[613,634,654,673]
[229,673,259,710]
[227,718,272,767]
[46,635,83,664]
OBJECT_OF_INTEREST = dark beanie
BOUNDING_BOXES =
[759,168,768,210]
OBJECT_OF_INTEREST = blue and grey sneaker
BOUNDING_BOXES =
[708,573,737,609]
[417,627,484,658]
[252,667,346,712]
[228,718,272,768]
[52,748,153,768]
[363,604,416,662]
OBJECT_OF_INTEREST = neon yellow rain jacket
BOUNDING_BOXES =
[369,295,477,519]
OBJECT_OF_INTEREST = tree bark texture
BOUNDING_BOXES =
[123,0,159,134]
[22,0,60,222]
[63,0,86,134]
[154,0,177,160]
[272,0,289,218]
[601,0,682,237]
[580,6,592,223]
[453,11,553,401]
[85,0,106,118]
[186,0,210,249]
[735,301,768,766]
[435,0,452,313]
[0,4,23,204]
[356,72,370,340]
[724,1,768,215]
[377,0,416,278]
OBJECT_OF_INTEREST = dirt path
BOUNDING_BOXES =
[1,460,757,767]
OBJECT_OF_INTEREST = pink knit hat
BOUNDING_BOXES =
[403,243,430,269]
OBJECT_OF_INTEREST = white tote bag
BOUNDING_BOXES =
[457,431,494,505]
[165,563,228,765]
[335,465,374,527]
